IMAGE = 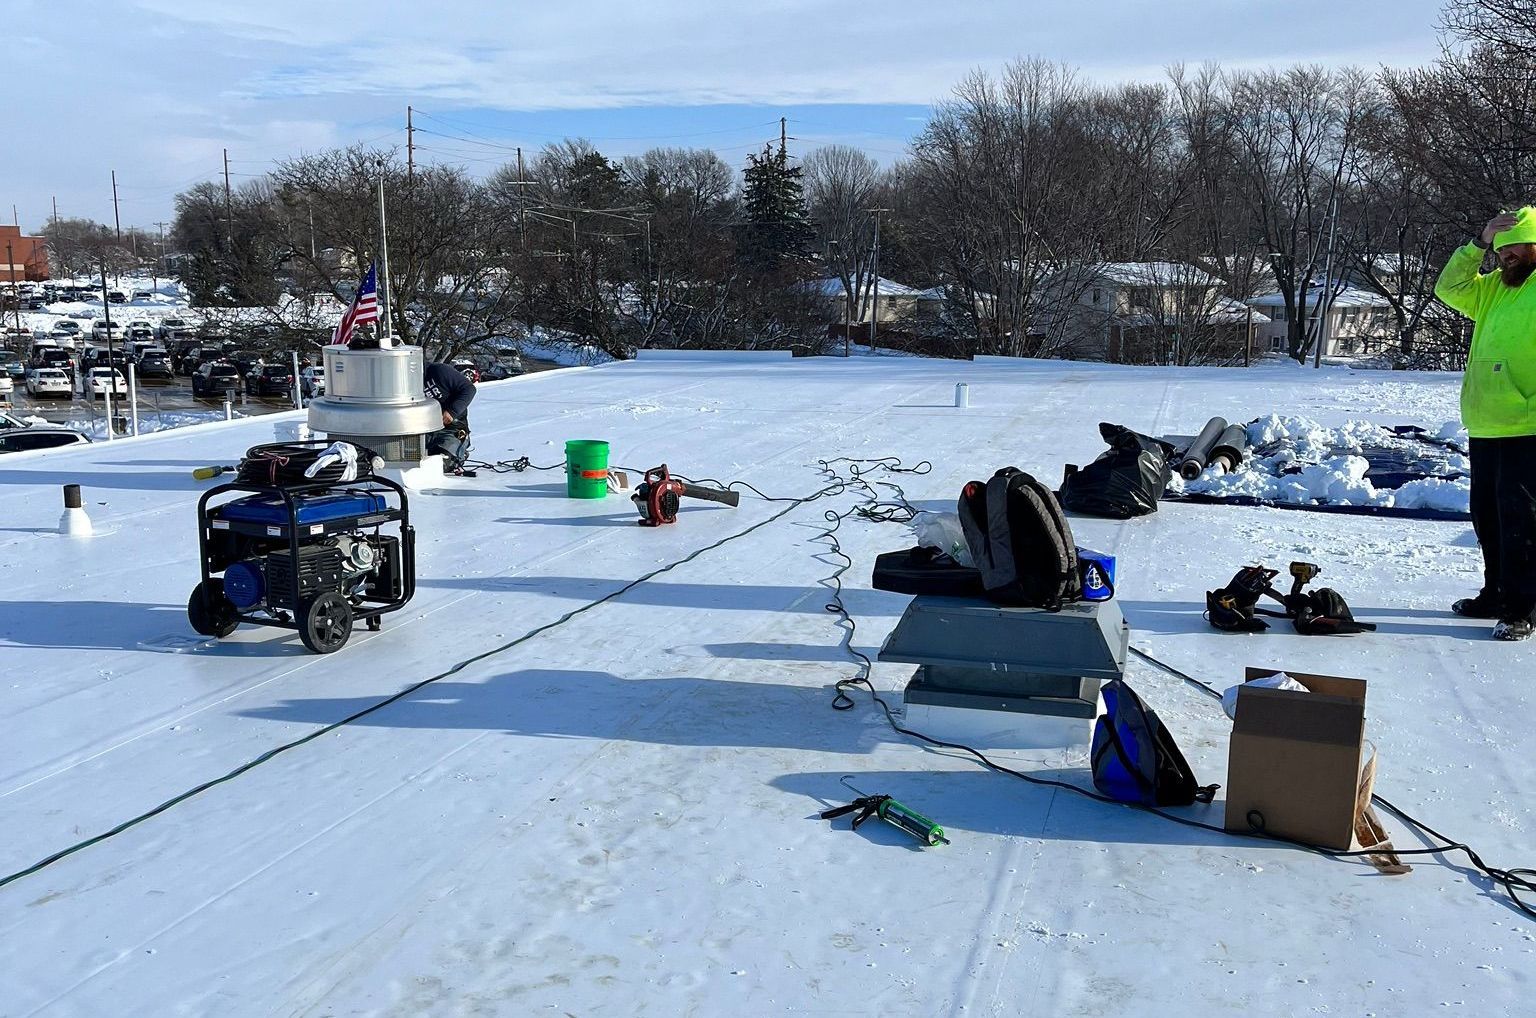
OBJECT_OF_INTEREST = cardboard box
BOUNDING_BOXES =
[1225,667,1367,850]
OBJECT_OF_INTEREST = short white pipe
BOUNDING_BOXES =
[58,484,93,537]
[955,383,970,409]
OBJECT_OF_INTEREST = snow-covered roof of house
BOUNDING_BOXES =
[1091,261,1225,287]
[0,354,1527,1014]
[1246,286,1392,309]
[810,276,930,299]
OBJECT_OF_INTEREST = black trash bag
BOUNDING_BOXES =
[1059,423,1177,519]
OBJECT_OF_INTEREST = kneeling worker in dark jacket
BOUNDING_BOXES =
[423,361,476,469]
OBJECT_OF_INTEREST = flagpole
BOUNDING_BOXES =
[377,177,394,347]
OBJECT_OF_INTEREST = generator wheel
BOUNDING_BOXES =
[299,592,353,654]
[188,578,239,638]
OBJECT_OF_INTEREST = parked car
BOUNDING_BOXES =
[106,289,127,303]
[1,353,26,379]
[33,348,78,378]
[125,319,155,342]
[477,353,525,380]
[157,317,194,341]
[131,288,155,301]
[89,349,132,377]
[2,408,31,429]
[450,359,480,383]
[4,325,33,346]
[91,320,126,343]
[25,367,72,398]
[247,363,297,398]
[191,360,244,397]
[46,320,82,342]
[83,367,128,400]
[0,373,12,400]
[135,348,174,380]
[0,425,91,454]
[300,364,326,398]
[226,350,263,376]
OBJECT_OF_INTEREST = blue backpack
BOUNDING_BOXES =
[1091,678,1218,807]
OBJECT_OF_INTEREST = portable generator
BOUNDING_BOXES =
[188,442,415,654]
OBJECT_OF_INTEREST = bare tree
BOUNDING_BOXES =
[619,147,738,349]
[803,145,882,339]
[1224,66,1375,361]
[1443,0,1536,57]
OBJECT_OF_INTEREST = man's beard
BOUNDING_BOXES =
[1501,259,1536,287]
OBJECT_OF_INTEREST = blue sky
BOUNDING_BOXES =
[4,0,1448,232]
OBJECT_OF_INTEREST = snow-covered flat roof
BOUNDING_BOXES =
[0,355,1530,1014]
[1246,286,1393,309]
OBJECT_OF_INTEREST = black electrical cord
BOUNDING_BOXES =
[1126,647,1536,919]
[461,456,565,473]
[0,473,853,892]
[811,461,1536,921]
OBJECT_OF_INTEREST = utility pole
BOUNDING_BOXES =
[110,171,121,241]
[407,105,415,183]
[866,208,889,354]
[1314,192,1339,370]
[223,148,234,249]
[152,221,169,292]
[6,241,21,337]
[100,232,117,438]
[780,116,787,154]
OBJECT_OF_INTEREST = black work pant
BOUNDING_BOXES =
[1469,436,1536,621]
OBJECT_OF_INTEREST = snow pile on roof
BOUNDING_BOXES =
[1173,413,1470,512]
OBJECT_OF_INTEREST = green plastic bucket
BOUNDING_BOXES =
[565,440,611,498]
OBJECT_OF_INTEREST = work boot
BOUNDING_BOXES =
[1492,618,1534,642]
[1453,592,1506,619]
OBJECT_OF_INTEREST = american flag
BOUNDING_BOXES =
[332,263,379,346]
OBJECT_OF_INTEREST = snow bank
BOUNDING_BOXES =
[1170,414,1470,512]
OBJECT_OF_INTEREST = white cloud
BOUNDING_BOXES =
[2,0,1446,227]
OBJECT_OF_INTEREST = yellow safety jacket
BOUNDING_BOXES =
[1434,242,1536,438]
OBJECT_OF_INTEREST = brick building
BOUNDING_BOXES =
[0,225,50,282]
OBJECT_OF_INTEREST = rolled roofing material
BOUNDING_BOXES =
[1179,417,1228,480]
[1210,423,1250,473]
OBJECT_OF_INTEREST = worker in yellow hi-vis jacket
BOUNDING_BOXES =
[1434,207,1536,641]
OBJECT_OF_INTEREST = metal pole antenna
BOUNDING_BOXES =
[377,177,393,344]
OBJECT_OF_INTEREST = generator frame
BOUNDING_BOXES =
[190,474,416,653]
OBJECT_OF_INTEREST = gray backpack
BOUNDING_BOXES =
[958,468,1081,609]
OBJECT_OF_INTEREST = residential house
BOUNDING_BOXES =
[1044,261,1265,362]
[1244,284,1395,358]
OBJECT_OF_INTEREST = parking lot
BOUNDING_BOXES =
[2,356,563,430]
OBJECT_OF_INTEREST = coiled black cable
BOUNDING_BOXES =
[234,441,377,487]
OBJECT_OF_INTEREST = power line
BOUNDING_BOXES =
[414,107,784,144]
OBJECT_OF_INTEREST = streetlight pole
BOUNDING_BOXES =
[99,234,116,440]
[866,208,890,354]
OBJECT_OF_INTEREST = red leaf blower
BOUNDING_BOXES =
[633,464,740,526]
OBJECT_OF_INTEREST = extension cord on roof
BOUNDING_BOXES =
[803,458,1534,920]
[0,464,899,892]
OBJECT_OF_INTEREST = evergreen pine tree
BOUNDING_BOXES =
[740,143,813,270]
